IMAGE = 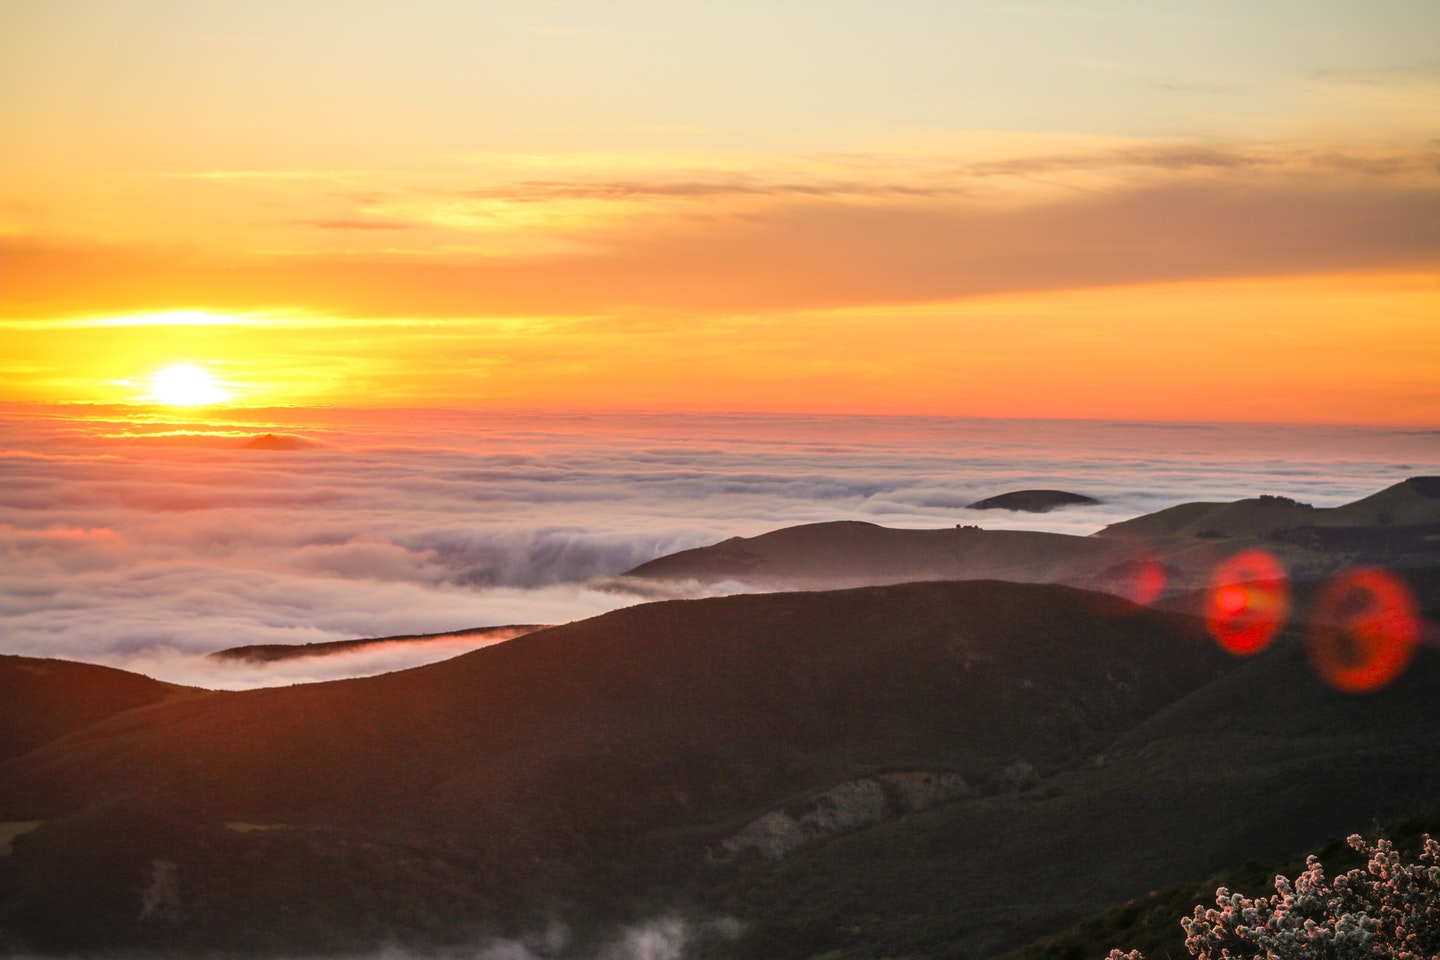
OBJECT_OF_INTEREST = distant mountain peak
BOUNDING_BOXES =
[967,490,1101,512]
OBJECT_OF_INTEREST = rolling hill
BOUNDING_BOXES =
[2,580,1229,954]
[966,490,1101,512]
[620,478,1440,601]
[1095,476,1440,540]
[2,576,1436,958]
[622,521,1142,590]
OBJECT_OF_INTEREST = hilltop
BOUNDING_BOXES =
[624,520,1136,590]
[967,489,1101,512]
[1096,476,1440,540]
[621,478,1440,599]
[0,656,198,764]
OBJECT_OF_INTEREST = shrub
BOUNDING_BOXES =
[1109,834,1440,959]
[1257,495,1313,508]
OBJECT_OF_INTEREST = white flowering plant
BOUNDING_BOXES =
[1109,833,1440,960]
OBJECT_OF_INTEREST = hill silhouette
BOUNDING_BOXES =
[2,577,1436,957]
[967,489,1100,512]
[209,623,546,663]
[1097,476,1440,540]
[621,479,1440,600]
[1,580,1232,954]
[623,520,1149,589]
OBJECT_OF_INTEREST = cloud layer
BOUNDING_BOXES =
[2,405,1433,687]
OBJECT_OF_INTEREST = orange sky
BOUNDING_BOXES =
[3,1,1438,423]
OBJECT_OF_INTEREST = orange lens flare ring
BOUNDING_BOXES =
[1307,569,1420,694]
[1205,550,1291,655]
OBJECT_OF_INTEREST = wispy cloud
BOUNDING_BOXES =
[289,219,417,231]
[456,177,970,203]
[167,170,378,181]
[955,143,1440,178]
[5,158,1438,319]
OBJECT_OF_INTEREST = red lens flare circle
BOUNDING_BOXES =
[1096,541,1169,608]
[1205,550,1291,656]
[1125,556,1168,606]
[1307,569,1420,694]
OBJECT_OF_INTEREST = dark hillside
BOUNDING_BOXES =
[0,656,199,764]
[967,490,1100,512]
[0,580,1230,954]
[997,810,1440,960]
[624,520,1137,588]
[706,634,1440,960]
[4,577,1434,958]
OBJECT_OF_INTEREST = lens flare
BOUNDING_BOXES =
[1205,550,1290,655]
[1126,555,1168,606]
[1096,545,1168,607]
[1215,584,1249,616]
[1307,568,1420,694]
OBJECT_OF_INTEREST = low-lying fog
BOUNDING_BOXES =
[2,404,1433,688]
[0,913,740,960]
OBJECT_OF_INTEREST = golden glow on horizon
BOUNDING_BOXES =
[92,310,247,328]
[3,3,1438,425]
[148,364,228,406]
[1,270,1433,425]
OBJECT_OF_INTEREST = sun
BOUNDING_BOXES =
[149,364,228,406]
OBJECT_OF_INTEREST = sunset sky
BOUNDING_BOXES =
[4,0,1438,423]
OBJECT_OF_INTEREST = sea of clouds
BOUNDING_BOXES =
[2,404,1435,688]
